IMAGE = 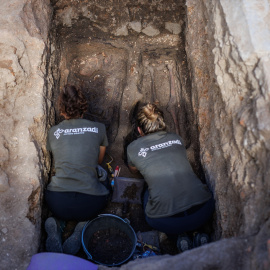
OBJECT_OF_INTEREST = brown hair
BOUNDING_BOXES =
[137,103,166,135]
[58,84,88,119]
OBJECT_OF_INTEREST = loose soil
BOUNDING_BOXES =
[87,227,133,265]
[121,183,139,201]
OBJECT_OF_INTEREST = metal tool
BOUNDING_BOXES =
[136,240,160,252]
[106,154,114,177]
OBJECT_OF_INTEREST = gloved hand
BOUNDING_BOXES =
[96,165,107,182]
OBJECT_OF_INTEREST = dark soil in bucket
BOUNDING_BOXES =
[88,227,133,265]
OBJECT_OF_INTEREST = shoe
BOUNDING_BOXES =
[45,217,63,253]
[193,232,210,247]
[177,233,193,252]
[62,222,86,255]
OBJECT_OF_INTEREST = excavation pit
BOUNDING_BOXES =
[1,1,270,269]
[44,0,209,258]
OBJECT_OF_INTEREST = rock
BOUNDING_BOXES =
[1,228,8,234]
[165,22,181,35]
[129,21,142,33]
[115,24,128,36]
[142,25,160,37]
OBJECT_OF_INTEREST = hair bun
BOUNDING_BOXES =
[137,103,166,135]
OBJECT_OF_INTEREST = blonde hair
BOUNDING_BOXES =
[137,103,166,135]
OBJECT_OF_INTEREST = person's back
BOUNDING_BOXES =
[44,84,110,255]
[47,118,108,196]
[127,103,214,252]
[127,130,211,218]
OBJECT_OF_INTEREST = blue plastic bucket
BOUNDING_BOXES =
[82,214,137,266]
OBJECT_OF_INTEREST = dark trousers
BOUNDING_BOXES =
[45,190,109,222]
[143,189,215,235]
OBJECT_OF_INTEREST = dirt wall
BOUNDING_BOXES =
[0,0,52,269]
[185,0,270,241]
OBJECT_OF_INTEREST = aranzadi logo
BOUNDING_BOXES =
[138,140,182,157]
[54,127,98,139]
[138,148,149,157]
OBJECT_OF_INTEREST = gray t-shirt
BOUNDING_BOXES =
[127,131,211,218]
[47,119,109,196]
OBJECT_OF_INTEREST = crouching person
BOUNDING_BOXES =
[127,103,215,252]
[45,84,110,255]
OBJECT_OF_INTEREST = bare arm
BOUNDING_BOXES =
[98,146,106,164]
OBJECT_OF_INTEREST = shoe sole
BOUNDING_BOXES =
[45,217,63,253]
[193,233,210,247]
[62,222,85,255]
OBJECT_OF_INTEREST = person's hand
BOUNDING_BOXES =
[128,165,138,174]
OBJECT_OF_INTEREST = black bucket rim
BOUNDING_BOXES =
[81,213,137,266]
